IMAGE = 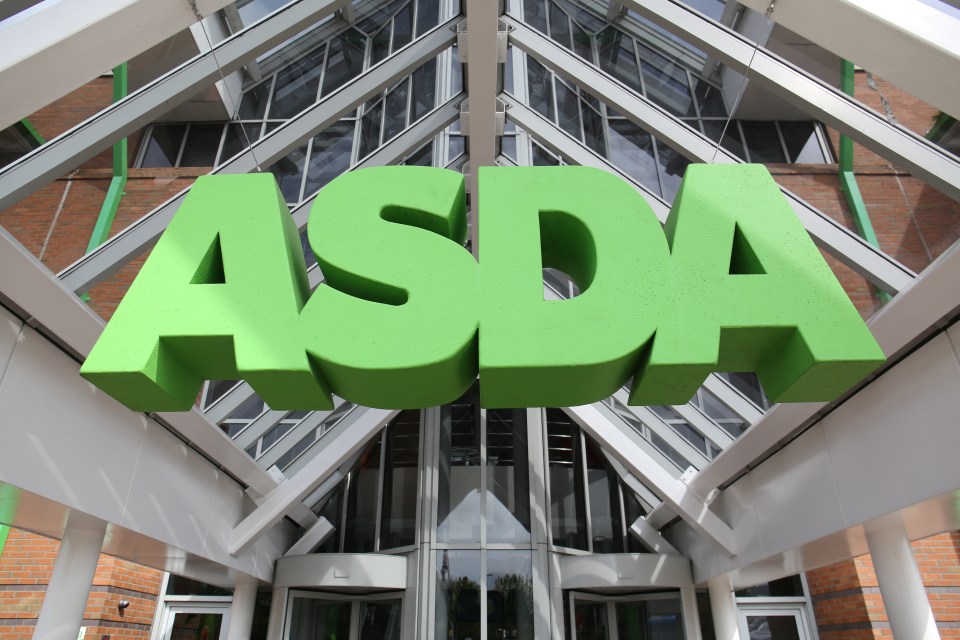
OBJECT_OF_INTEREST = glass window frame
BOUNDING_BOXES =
[285,589,404,640]
[568,590,687,640]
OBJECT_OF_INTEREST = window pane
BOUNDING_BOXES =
[371,27,390,66]
[623,483,651,553]
[383,79,410,142]
[547,409,588,550]
[358,102,383,160]
[179,123,223,167]
[411,58,437,121]
[416,0,440,36]
[582,103,606,156]
[448,133,465,160]
[656,140,690,202]
[437,396,481,543]
[607,120,659,195]
[288,599,351,640]
[380,410,420,549]
[487,551,534,640]
[574,602,609,640]
[745,615,802,640]
[501,135,517,161]
[721,122,747,160]
[405,141,434,165]
[312,482,344,552]
[523,0,548,33]
[269,48,325,119]
[267,143,307,203]
[694,78,727,117]
[304,121,354,196]
[736,575,805,597]
[584,437,623,553]
[343,435,382,552]
[141,124,185,167]
[322,30,366,95]
[597,28,642,93]
[741,121,787,163]
[639,45,695,117]
[219,123,261,164]
[616,597,684,640]
[486,409,531,543]
[555,81,582,139]
[527,57,555,121]
[238,80,271,120]
[358,600,403,640]
[532,142,560,166]
[779,121,827,163]
[548,1,572,49]
[436,551,482,640]
[169,612,224,640]
[392,5,413,51]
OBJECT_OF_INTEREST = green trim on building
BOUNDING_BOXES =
[14,119,45,146]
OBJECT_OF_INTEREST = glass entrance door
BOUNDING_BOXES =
[286,591,403,640]
[570,592,684,640]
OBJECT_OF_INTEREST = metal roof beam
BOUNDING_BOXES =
[0,0,348,212]
[620,0,960,201]
[0,0,241,131]
[58,18,458,294]
[505,18,915,295]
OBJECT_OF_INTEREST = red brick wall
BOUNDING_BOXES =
[0,528,164,640]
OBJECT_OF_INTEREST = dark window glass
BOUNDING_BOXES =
[548,1,572,49]
[532,142,559,166]
[743,615,802,639]
[741,120,787,163]
[623,484,651,553]
[380,410,420,549]
[392,5,413,51]
[584,437,623,553]
[267,143,307,202]
[779,121,826,163]
[616,598,684,640]
[405,141,433,165]
[504,47,515,94]
[343,435,382,552]
[436,551,481,640]
[0,124,39,167]
[219,123,261,164]
[574,602,608,640]
[639,45,695,117]
[607,119,659,195]
[523,0,548,33]
[487,552,534,640]
[141,124,186,167]
[526,57,555,121]
[411,58,437,121]
[322,30,366,95]
[304,121,355,197]
[656,140,690,201]
[702,119,726,144]
[383,79,410,142]
[358,102,383,160]
[720,122,747,160]
[555,81,582,139]
[371,27,391,66]
[572,21,592,60]
[597,28,642,93]
[299,229,316,268]
[313,482,343,552]
[437,395,481,543]
[179,123,223,167]
[694,79,727,117]
[358,600,403,639]
[582,104,606,156]
[288,599,351,640]
[547,409,587,550]
[238,80,271,120]
[501,135,517,160]
[415,0,440,36]
[486,409,531,543]
[259,421,294,452]
[448,133,465,160]
[204,380,238,407]
[166,575,232,596]
[450,46,463,95]
[358,0,407,34]
[269,48,325,119]
[229,394,265,420]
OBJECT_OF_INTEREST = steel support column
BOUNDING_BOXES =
[680,587,704,640]
[464,0,500,256]
[33,513,107,640]
[866,518,941,640]
[707,575,741,640]
[226,581,258,640]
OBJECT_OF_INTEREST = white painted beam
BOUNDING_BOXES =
[0,0,237,131]
[735,0,960,118]
[284,517,335,557]
[630,517,681,556]
[230,407,397,555]
[564,403,739,555]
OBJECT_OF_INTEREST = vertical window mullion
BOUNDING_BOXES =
[174,123,190,167]
[774,121,791,163]
[374,424,388,551]
[579,430,594,553]
[737,120,752,163]
[213,123,229,167]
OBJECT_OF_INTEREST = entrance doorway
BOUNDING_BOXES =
[285,591,403,639]
[737,605,814,640]
[569,592,685,640]
[155,603,231,640]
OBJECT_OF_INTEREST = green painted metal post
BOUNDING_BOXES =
[15,118,45,146]
[82,64,129,301]
[839,60,890,303]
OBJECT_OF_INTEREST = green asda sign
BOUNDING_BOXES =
[80,165,884,411]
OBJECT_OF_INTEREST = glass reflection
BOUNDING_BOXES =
[437,395,481,543]
[288,598,351,640]
[547,409,588,550]
[380,410,421,549]
[487,551,534,640]
[358,600,403,640]
[616,597,684,640]
[343,435,382,553]
[436,551,482,640]
[486,409,531,543]
[574,602,608,640]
